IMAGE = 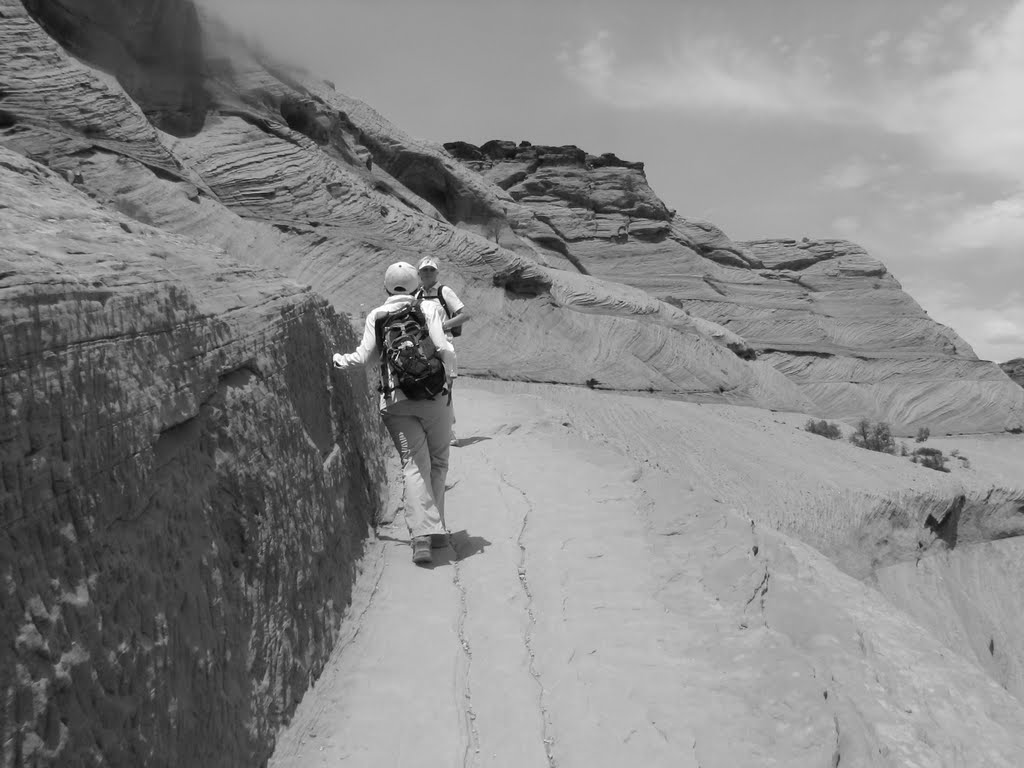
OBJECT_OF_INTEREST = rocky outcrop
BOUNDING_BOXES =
[1,0,814,416]
[442,141,1024,434]
[0,148,387,767]
[4,0,1024,762]
[1002,358,1024,388]
[5,0,1020,433]
[21,0,209,135]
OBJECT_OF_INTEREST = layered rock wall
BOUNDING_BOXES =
[443,141,1024,434]
[1002,358,1024,389]
[0,149,386,767]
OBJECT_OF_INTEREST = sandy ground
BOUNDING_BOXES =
[269,381,1024,768]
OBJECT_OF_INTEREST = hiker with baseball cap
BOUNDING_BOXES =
[332,261,456,566]
[414,257,470,445]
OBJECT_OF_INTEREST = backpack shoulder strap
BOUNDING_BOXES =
[434,285,451,317]
[373,309,394,393]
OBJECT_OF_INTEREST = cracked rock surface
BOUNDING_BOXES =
[270,382,1024,767]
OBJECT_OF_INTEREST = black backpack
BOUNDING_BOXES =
[413,285,462,337]
[374,299,447,400]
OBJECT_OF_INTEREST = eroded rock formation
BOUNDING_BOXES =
[442,141,1024,435]
[1002,358,1024,388]
[0,148,386,766]
[4,0,1024,764]
[5,0,1020,435]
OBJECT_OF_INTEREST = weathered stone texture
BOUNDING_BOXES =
[0,149,386,767]
[442,141,1024,434]
[1002,358,1024,388]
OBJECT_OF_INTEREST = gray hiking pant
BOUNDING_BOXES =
[382,396,453,538]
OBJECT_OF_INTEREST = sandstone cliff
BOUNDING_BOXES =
[1002,358,1024,388]
[4,0,1024,765]
[0,147,387,766]
[443,140,1024,435]
[4,0,1021,436]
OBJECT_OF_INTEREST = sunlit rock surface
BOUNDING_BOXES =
[0,148,386,766]
[8,0,1022,433]
[4,0,1024,765]
[443,141,1024,435]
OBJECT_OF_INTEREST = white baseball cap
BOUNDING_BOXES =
[417,257,439,271]
[384,262,418,294]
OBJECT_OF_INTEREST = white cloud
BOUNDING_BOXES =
[831,215,861,237]
[561,30,848,118]
[821,157,894,190]
[864,30,891,68]
[560,2,1024,181]
[934,193,1024,252]
[907,284,1024,362]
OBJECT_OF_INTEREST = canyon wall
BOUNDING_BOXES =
[3,0,1021,434]
[0,147,387,766]
[3,0,1024,764]
[444,140,1024,434]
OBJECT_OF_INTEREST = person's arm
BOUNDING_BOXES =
[441,286,471,332]
[333,310,379,369]
[425,303,457,378]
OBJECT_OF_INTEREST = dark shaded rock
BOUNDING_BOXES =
[1002,358,1024,388]
[21,0,210,136]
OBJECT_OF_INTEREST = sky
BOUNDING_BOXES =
[200,0,1023,363]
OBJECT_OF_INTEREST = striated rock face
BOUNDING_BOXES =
[1,0,815,417]
[443,140,1024,434]
[4,0,1020,433]
[1002,358,1024,388]
[0,148,387,766]
[20,0,209,135]
[4,0,1024,762]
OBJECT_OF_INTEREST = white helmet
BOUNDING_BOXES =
[384,261,418,294]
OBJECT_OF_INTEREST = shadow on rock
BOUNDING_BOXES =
[453,435,492,447]
[427,529,491,568]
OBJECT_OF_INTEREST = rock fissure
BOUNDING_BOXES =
[498,468,558,768]
[450,548,481,767]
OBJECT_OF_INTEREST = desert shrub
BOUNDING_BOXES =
[804,419,842,439]
[849,419,895,454]
[915,427,931,443]
[899,441,910,456]
[912,446,949,472]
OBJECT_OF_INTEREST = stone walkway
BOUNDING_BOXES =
[269,383,1024,768]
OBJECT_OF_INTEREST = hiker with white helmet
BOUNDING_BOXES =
[333,261,456,566]
[414,257,470,445]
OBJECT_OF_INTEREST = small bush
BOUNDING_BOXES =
[915,427,930,443]
[912,446,949,472]
[850,419,895,454]
[899,441,910,456]
[804,419,842,439]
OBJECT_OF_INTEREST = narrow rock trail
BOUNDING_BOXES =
[270,383,1024,768]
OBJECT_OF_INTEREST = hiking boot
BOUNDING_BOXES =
[411,536,432,565]
[430,532,450,549]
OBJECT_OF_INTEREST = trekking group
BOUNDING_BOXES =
[332,257,470,566]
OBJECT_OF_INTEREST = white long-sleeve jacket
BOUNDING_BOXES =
[333,295,457,409]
